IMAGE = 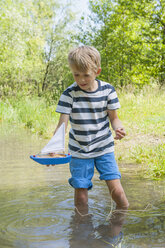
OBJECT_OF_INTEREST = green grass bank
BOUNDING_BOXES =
[0,85,164,179]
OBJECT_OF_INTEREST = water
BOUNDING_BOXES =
[0,125,165,248]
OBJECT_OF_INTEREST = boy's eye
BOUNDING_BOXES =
[74,74,79,77]
[85,74,90,77]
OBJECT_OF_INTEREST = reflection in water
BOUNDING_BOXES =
[0,125,165,248]
[0,186,73,248]
[69,209,125,248]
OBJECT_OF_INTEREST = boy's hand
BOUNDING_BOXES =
[114,127,126,140]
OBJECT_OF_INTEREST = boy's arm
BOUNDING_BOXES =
[53,113,69,135]
[107,110,126,140]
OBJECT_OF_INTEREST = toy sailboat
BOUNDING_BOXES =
[30,123,72,165]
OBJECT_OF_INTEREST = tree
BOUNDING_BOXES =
[0,0,76,98]
[76,0,165,87]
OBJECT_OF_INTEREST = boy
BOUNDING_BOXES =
[54,46,129,214]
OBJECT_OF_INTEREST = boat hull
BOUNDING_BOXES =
[30,154,72,165]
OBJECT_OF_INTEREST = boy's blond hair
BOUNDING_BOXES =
[68,46,101,72]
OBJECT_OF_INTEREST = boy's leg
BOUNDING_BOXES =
[74,188,88,215]
[69,157,95,215]
[95,153,129,210]
[106,179,129,209]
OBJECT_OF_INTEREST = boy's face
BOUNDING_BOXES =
[70,66,101,91]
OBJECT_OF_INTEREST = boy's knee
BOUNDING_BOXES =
[75,189,88,205]
[111,187,129,209]
[77,193,88,205]
[111,187,125,198]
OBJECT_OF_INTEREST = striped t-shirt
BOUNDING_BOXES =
[56,79,120,158]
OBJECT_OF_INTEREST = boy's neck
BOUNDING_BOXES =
[83,79,99,92]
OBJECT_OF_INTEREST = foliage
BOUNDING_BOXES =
[77,0,165,87]
[0,0,76,98]
[1,0,165,99]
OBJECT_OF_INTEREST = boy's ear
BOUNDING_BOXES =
[96,67,101,75]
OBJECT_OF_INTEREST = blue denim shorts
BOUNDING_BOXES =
[68,152,121,190]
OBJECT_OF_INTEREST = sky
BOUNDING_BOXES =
[69,0,91,34]
[64,0,90,24]
[56,0,91,39]
[71,0,90,16]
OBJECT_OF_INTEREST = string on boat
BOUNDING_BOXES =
[69,132,112,157]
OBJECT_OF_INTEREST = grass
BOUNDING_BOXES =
[0,96,59,137]
[115,84,165,179]
[130,144,165,179]
[0,84,165,179]
[118,84,165,136]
